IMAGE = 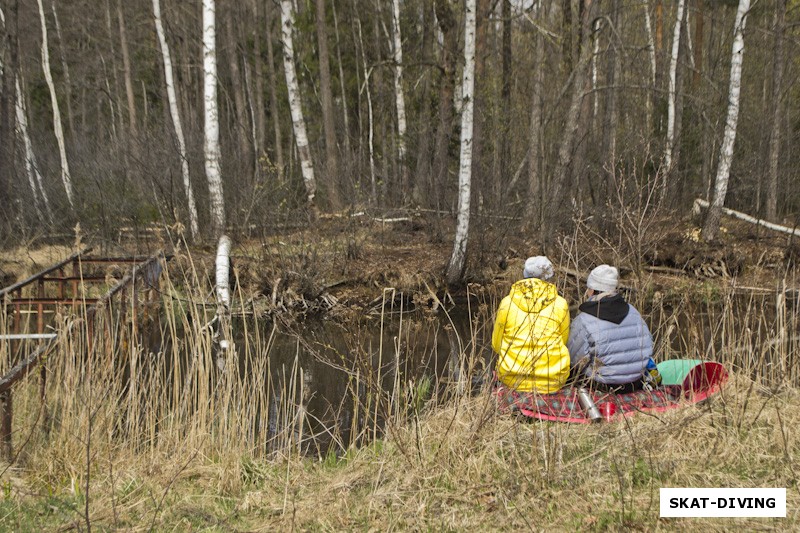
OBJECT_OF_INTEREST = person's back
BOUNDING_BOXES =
[568,265,653,390]
[492,257,570,393]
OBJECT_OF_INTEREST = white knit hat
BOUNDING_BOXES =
[587,264,619,292]
[523,256,554,280]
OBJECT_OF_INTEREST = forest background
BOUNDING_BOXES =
[0,0,798,271]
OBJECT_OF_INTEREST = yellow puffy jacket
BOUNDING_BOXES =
[492,278,570,393]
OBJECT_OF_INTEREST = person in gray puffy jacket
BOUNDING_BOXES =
[567,265,654,392]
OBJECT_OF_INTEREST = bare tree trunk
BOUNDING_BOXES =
[50,0,74,137]
[390,0,408,198]
[643,0,656,138]
[663,0,685,172]
[15,76,52,222]
[103,0,122,141]
[0,0,18,209]
[355,15,376,205]
[446,0,476,285]
[432,0,458,210]
[265,5,284,172]
[223,4,249,167]
[603,0,620,199]
[499,0,512,205]
[203,0,226,235]
[331,1,351,161]
[412,1,433,204]
[116,0,137,137]
[250,0,265,156]
[692,0,704,89]
[766,0,785,222]
[655,0,663,94]
[528,4,546,221]
[153,0,199,239]
[562,0,572,73]
[280,0,317,211]
[315,0,339,208]
[702,0,749,242]
[470,0,489,211]
[37,0,73,208]
[545,0,593,237]
[591,18,601,122]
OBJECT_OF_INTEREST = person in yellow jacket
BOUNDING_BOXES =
[492,256,570,393]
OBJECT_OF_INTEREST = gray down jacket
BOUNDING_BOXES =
[567,294,653,385]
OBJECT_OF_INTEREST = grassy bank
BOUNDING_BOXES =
[1,225,799,531]
[0,374,797,531]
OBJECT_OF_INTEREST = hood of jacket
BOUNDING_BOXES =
[578,293,630,324]
[508,277,559,314]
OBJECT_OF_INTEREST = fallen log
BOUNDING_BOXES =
[693,198,800,238]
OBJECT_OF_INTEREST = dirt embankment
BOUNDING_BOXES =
[2,213,798,309]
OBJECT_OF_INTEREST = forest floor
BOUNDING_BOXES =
[1,211,799,530]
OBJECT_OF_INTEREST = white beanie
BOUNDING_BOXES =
[523,256,554,280]
[587,264,619,292]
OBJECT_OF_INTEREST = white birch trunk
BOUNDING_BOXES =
[50,0,74,136]
[390,0,408,183]
[203,0,226,235]
[153,0,200,239]
[701,0,750,242]
[280,0,317,208]
[643,0,657,88]
[15,77,51,221]
[663,0,685,171]
[446,0,476,285]
[643,0,656,136]
[592,19,600,120]
[37,0,73,208]
[215,234,232,311]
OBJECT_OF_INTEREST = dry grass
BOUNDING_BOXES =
[0,242,798,531]
[1,376,796,531]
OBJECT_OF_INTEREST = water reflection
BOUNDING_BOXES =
[232,299,495,457]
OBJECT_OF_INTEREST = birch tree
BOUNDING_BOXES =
[50,1,74,136]
[390,0,408,193]
[153,0,199,239]
[203,0,226,235]
[643,0,656,136]
[280,0,317,210]
[701,0,750,242]
[37,0,73,208]
[663,0,685,172]
[445,0,476,284]
[16,76,52,222]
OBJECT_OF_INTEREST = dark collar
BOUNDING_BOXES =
[578,293,629,324]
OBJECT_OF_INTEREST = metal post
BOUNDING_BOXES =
[71,259,78,299]
[37,279,44,335]
[58,268,65,299]
[1,391,12,460]
[11,294,20,361]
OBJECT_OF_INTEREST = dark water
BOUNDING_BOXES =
[231,297,496,457]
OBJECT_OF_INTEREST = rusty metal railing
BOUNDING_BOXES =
[0,249,168,460]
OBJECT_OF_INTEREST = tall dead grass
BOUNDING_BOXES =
[0,252,798,530]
